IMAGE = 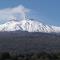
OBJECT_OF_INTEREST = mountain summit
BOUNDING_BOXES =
[0,19,60,33]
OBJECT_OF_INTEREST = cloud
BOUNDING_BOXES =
[0,5,30,23]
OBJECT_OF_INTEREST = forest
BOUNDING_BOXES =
[0,51,60,60]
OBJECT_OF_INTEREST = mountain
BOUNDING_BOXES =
[0,19,60,33]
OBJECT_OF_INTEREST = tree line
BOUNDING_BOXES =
[0,51,60,60]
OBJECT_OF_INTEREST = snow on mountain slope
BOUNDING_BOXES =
[0,19,60,33]
[0,20,22,31]
[52,26,60,33]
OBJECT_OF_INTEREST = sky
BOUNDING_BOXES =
[0,0,60,26]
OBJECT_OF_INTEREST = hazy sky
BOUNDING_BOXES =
[0,0,60,26]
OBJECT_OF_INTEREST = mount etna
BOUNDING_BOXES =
[0,19,60,53]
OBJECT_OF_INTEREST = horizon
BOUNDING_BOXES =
[0,0,60,26]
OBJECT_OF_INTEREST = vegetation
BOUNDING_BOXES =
[0,31,60,60]
[0,52,60,60]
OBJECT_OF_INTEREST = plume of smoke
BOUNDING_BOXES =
[7,15,17,20]
[0,5,30,22]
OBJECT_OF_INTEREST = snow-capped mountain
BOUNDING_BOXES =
[0,19,60,33]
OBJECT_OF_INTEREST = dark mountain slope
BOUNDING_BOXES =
[0,31,60,53]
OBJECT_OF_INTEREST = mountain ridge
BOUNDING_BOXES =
[0,19,60,33]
